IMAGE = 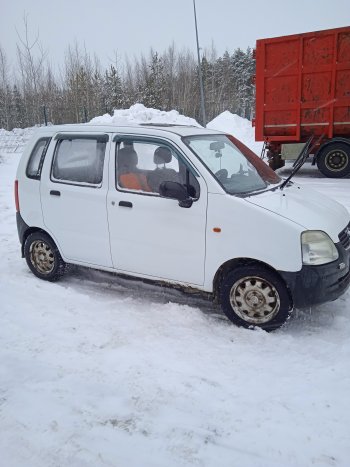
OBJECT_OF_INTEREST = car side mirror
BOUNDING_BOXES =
[159,181,193,208]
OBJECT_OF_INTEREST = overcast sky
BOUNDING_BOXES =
[1,0,349,70]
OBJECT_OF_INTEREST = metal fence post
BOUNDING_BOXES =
[43,106,48,126]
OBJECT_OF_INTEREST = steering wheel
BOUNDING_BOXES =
[215,169,228,181]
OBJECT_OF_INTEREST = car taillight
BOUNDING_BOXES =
[14,180,20,212]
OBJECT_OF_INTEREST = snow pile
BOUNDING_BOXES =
[207,110,263,155]
[89,105,265,157]
[0,126,38,153]
[1,107,263,159]
[1,112,350,466]
[1,150,350,466]
[89,103,201,127]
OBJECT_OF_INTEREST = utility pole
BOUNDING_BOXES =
[193,0,207,127]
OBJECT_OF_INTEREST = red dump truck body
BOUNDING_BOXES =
[254,26,350,177]
[255,26,350,143]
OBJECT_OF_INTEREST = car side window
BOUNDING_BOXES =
[26,137,51,179]
[51,137,107,186]
[116,140,200,198]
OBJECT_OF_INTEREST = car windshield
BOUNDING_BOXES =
[183,134,281,195]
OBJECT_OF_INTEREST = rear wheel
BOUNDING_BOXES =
[220,265,292,331]
[24,232,67,281]
[268,152,285,171]
[317,142,350,178]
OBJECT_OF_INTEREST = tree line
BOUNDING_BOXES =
[0,24,255,130]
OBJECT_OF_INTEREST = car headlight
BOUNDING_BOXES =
[301,231,339,265]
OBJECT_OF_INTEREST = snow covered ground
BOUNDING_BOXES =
[1,111,350,467]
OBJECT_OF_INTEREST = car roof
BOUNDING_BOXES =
[34,123,224,138]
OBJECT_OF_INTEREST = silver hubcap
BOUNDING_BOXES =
[229,276,280,324]
[30,240,55,275]
[325,150,348,171]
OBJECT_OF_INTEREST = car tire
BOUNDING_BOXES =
[316,142,350,178]
[268,152,285,171]
[24,232,67,282]
[220,265,292,331]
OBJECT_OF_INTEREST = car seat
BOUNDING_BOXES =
[118,147,151,192]
[147,146,179,193]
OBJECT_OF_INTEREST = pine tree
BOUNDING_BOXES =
[11,85,24,128]
[104,65,124,113]
[0,87,6,128]
[92,70,105,115]
[141,52,167,109]
[231,48,255,118]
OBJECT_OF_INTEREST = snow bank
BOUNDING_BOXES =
[89,105,266,157]
[207,110,263,155]
[1,150,350,466]
[0,126,38,153]
[89,103,201,127]
[1,110,350,466]
[1,108,263,159]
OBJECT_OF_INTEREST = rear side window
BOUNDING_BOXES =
[51,137,107,186]
[26,137,51,179]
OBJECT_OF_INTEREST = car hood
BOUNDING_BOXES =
[245,183,350,242]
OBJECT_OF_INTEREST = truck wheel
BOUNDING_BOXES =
[220,266,292,331]
[24,232,67,282]
[317,143,350,178]
[268,154,285,171]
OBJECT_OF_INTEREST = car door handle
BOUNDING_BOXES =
[118,201,133,208]
[50,190,61,196]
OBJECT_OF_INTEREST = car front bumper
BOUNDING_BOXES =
[279,242,350,308]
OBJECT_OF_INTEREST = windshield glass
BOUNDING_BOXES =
[183,134,281,195]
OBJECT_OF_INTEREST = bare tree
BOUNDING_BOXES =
[2,29,255,129]
[0,45,11,128]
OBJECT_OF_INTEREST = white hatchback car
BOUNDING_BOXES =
[15,124,350,331]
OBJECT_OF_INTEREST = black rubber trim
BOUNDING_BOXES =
[16,212,29,245]
[279,242,350,308]
[26,137,51,180]
[54,133,109,142]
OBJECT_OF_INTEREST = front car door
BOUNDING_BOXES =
[107,136,207,285]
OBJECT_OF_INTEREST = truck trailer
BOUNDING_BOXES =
[254,26,350,177]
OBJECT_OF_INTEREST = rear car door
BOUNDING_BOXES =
[40,132,113,267]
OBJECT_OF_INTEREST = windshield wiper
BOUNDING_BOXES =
[279,136,313,190]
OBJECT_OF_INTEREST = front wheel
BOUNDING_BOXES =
[24,232,67,281]
[316,143,350,178]
[219,266,292,331]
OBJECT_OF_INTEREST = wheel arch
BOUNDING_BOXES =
[314,138,350,177]
[213,257,293,306]
[314,137,350,160]
[21,227,57,258]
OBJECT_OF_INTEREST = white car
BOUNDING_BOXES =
[15,124,350,331]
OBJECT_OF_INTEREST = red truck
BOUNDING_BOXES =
[254,26,350,177]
